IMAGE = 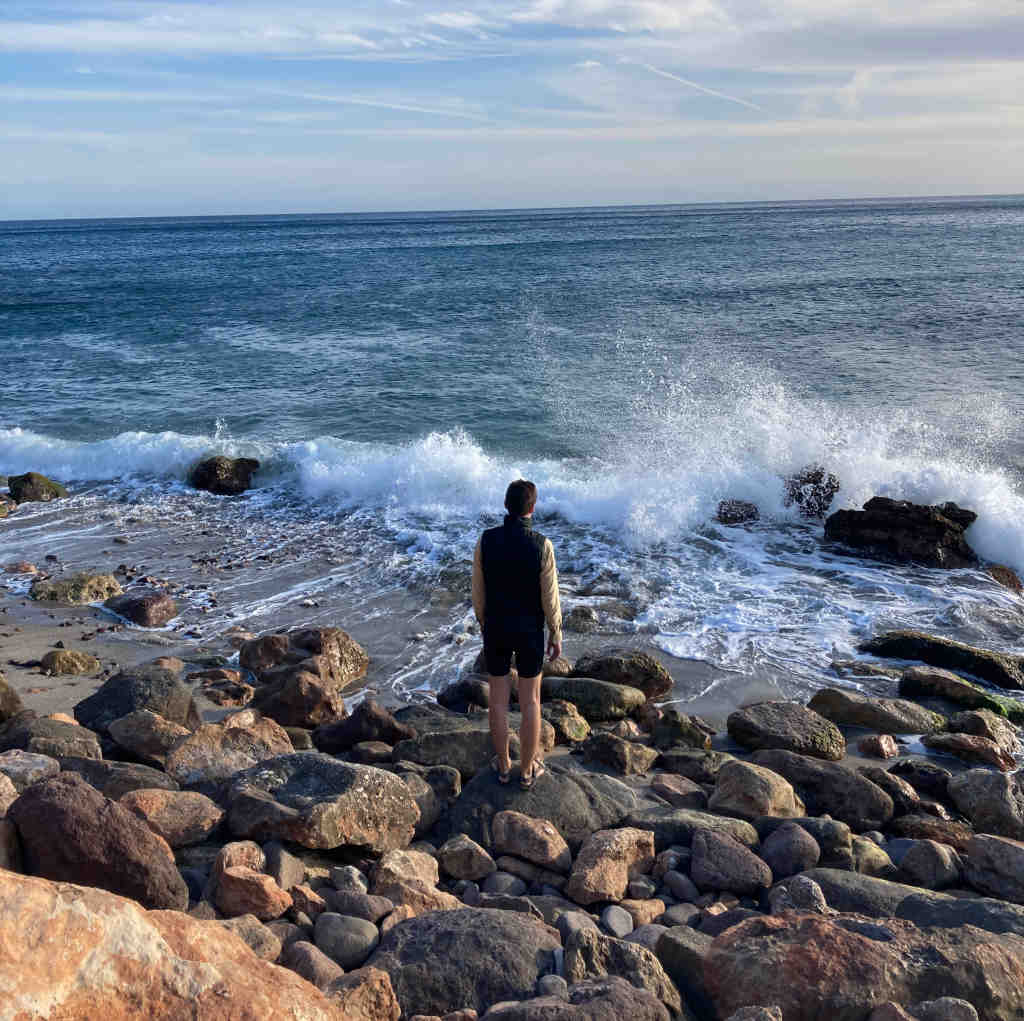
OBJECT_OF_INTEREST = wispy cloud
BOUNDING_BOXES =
[631,60,764,112]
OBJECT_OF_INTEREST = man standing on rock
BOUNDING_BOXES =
[472,479,562,788]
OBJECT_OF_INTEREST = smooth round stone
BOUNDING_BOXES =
[659,902,701,927]
[626,923,668,950]
[663,870,699,903]
[556,910,600,942]
[601,904,634,938]
[313,912,379,969]
[628,876,658,900]
[537,974,569,1000]
[482,871,527,897]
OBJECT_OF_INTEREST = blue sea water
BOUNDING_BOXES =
[2,196,1024,704]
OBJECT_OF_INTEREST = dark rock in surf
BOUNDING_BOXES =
[988,564,1023,594]
[717,500,759,525]
[436,676,490,712]
[727,702,845,761]
[188,455,260,496]
[570,649,673,701]
[104,588,178,628]
[825,497,977,568]
[7,472,67,503]
[782,465,839,519]
[312,699,415,754]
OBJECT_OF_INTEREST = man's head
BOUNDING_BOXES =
[505,479,537,517]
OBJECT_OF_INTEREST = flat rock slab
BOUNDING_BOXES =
[365,907,560,1017]
[898,666,1024,722]
[728,702,845,761]
[623,806,758,852]
[227,752,419,852]
[542,676,647,722]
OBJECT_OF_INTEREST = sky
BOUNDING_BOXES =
[2,0,1022,218]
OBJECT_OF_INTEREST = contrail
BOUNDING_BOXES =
[636,61,763,112]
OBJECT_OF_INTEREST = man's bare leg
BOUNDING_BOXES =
[516,672,543,778]
[488,672,513,773]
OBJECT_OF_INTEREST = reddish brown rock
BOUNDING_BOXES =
[0,818,22,871]
[119,788,225,847]
[0,773,17,816]
[108,709,191,767]
[621,898,666,927]
[194,669,255,708]
[313,698,416,753]
[922,732,1016,770]
[8,772,187,910]
[241,627,369,692]
[0,871,348,1020]
[707,759,805,821]
[858,735,900,759]
[566,827,655,905]
[215,865,293,921]
[492,810,573,872]
[291,883,328,918]
[651,773,707,810]
[436,834,497,881]
[104,588,178,627]
[327,967,401,1021]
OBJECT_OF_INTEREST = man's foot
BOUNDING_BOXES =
[519,759,546,789]
[492,756,511,784]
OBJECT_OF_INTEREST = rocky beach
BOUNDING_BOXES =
[3,466,1024,1020]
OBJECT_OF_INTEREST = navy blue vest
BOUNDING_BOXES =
[480,515,546,633]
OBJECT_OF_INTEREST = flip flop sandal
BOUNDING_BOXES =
[492,756,511,784]
[520,760,546,789]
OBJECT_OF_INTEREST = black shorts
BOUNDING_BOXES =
[483,626,545,678]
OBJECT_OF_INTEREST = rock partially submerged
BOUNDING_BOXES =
[104,588,178,627]
[570,649,673,701]
[30,571,123,605]
[189,455,260,496]
[7,471,67,503]
[783,465,840,519]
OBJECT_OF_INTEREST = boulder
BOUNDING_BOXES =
[862,631,1024,692]
[8,471,67,502]
[0,749,60,792]
[189,455,260,495]
[921,732,1016,770]
[717,499,759,525]
[30,572,122,604]
[541,677,646,722]
[227,753,419,851]
[482,976,671,1021]
[74,663,201,734]
[39,649,101,675]
[216,866,292,921]
[59,757,179,800]
[326,967,401,1021]
[690,829,771,896]
[0,713,102,759]
[241,627,369,694]
[165,711,293,787]
[541,700,591,744]
[365,908,560,1017]
[948,708,1021,756]
[755,818,853,871]
[963,834,1024,903]
[437,834,497,881]
[899,839,962,891]
[280,940,344,990]
[858,735,900,759]
[0,871,349,1020]
[807,688,945,734]
[565,606,600,633]
[108,709,190,768]
[119,788,225,847]
[886,815,973,854]
[766,874,829,916]
[8,772,187,910]
[654,925,714,1017]
[748,750,893,831]
[254,671,346,730]
[394,726,522,780]
[217,913,283,960]
[727,702,845,761]
[857,766,921,816]
[624,806,758,852]
[650,710,712,752]
[570,650,673,701]
[707,759,805,821]
[899,666,1024,722]
[948,769,1024,839]
[824,497,977,568]
[0,672,24,724]
[563,927,682,1016]
[888,758,952,801]
[437,676,491,712]
[447,760,637,853]
[565,827,655,905]
[313,699,416,753]
[582,733,659,776]
[492,810,572,872]
[655,748,735,784]
[315,912,379,969]
[760,822,820,879]
[783,465,840,519]
[651,774,707,810]
[703,911,1024,1021]
[104,588,178,628]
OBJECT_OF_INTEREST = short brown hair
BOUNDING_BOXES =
[505,479,537,516]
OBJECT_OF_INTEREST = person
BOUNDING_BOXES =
[472,479,562,788]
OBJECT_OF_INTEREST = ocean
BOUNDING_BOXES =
[2,195,1023,712]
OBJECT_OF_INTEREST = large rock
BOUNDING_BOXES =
[707,759,805,821]
[0,712,102,759]
[365,908,560,1017]
[0,871,346,1019]
[690,829,771,896]
[783,465,840,519]
[705,911,1024,1021]
[8,772,188,910]
[227,753,419,851]
[108,709,190,768]
[40,649,101,675]
[824,497,977,568]
[189,455,260,495]
[921,732,1016,770]
[899,666,1024,722]
[60,757,179,800]
[482,976,671,1021]
[313,699,415,753]
[119,788,225,848]
[623,806,758,851]
[216,866,292,921]
[566,827,655,905]
[947,769,1024,839]
[31,571,122,604]
[727,702,845,761]
[862,631,1024,692]
[563,927,682,1016]
[492,809,572,872]
[394,726,521,780]
[7,471,67,502]
[165,710,293,787]
[570,650,673,701]
[0,748,60,792]
[104,588,178,628]
[962,834,1024,904]
[542,700,592,744]
[74,663,201,734]
[582,733,659,776]
[948,708,1021,756]
[748,750,893,831]
[542,677,646,722]
[241,627,369,695]
[807,688,946,734]
[0,671,23,724]
[448,760,637,853]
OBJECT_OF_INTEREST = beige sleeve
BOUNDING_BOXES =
[471,537,486,626]
[540,538,562,643]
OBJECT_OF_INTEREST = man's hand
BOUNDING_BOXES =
[547,639,561,662]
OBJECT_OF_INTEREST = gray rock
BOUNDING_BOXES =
[629,876,658,900]
[330,865,369,893]
[898,839,962,891]
[73,664,200,735]
[59,756,179,800]
[655,748,735,784]
[483,976,671,1021]
[963,834,1024,903]
[662,870,699,904]
[624,806,758,852]
[727,702,845,761]
[759,821,820,879]
[218,914,282,960]
[914,998,980,1021]
[483,871,528,897]
[264,841,305,892]
[948,769,1024,840]
[0,749,60,791]
[627,923,669,951]
[537,974,569,999]
[313,912,379,969]
[570,649,674,701]
[807,688,945,734]
[280,940,344,990]
[601,904,634,938]
[691,830,772,896]
[889,758,953,801]
[0,714,102,760]
[755,817,853,870]
[557,910,600,942]
[659,903,700,927]
[700,907,759,937]
[766,875,829,915]
[323,890,394,923]
[541,676,646,722]
[654,925,714,1019]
